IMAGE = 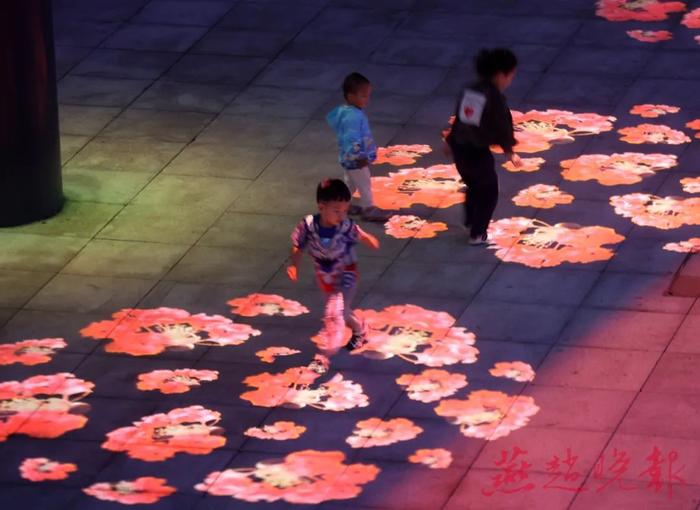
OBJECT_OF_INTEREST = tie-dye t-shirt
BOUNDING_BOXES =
[326,105,377,170]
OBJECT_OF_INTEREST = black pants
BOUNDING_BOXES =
[451,143,498,238]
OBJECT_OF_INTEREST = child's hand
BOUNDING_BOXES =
[507,152,522,168]
[365,233,380,250]
[286,265,298,282]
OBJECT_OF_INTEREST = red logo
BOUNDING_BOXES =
[463,106,474,118]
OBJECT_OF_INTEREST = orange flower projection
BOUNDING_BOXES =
[681,177,700,193]
[502,157,545,173]
[83,477,176,505]
[560,152,677,186]
[681,7,700,27]
[371,165,464,209]
[512,184,574,209]
[626,29,673,42]
[80,307,261,356]
[0,338,66,366]
[434,390,540,441]
[384,215,448,239]
[19,458,77,482]
[630,104,680,118]
[255,346,301,363]
[244,421,306,440]
[610,193,700,229]
[0,373,93,441]
[101,405,226,461]
[240,366,369,411]
[395,369,468,403]
[664,238,700,253]
[596,0,686,21]
[345,417,423,448]
[686,119,700,139]
[408,448,453,469]
[136,369,219,394]
[487,217,625,268]
[195,450,379,504]
[375,144,432,166]
[618,123,691,144]
[489,361,536,382]
[227,293,309,317]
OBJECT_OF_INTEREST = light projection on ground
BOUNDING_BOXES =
[610,193,700,228]
[195,450,380,504]
[487,217,625,268]
[395,368,468,403]
[618,124,691,145]
[0,338,66,366]
[346,417,423,448]
[664,238,700,253]
[682,7,700,27]
[0,373,93,441]
[375,144,432,166]
[408,448,453,469]
[681,177,700,193]
[630,104,680,118]
[434,390,540,440]
[255,346,301,363]
[101,406,226,461]
[595,0,686,21]
[370,164,464,209]
[227,293,309,317]
[19,458,77,482]
[489,362,536,382]
[136,369,219,394]
[512,184,574,209]
[560,152,677,185]
[384,215,448,239]
[80,307,261,356]
[687,119,700,138]
[502,157,545,173]
[626,29,673,42]
[244,421,306,440]
[83,477,176,505]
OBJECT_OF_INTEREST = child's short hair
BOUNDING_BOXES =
[342,72,370,99]
[475,48,518,80]
[317,178,351,203]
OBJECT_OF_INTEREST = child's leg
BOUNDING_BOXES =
[321,290,346,356]
[345,167,373,209]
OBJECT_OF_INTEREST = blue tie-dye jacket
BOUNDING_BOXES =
[326,105,377,170]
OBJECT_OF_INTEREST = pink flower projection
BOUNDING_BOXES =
[83,477,176,505]
[0,373,93,441]
[195,450,379,504]
[384,215,448,239]
[695,35,700,45]
[511,184,574,209]
[596,0,686,21]
[245,421,306,440]
[626,29,673,42]
[502,157,546,173]
[80,307,260,356]
[560,152,678,186]
[136,369,219,394]
[610,193,700,229]
[227,293,309,317]
[19,458,77,482]
[618,123,691,144]
[395,369,468,403]
[682,7,700,27]
[408,448,453,469]
[487,217,625,268]
[375,144,432,166]
[101,405,226,461]
[489,361,536,382]
[370,164,464,209]
[664,238,700,253]
[346,417,423,448]
[681,177,700,193]
[255,346,301,363]
[0,338,66,366]
[630,104,680,117]
[435,390,540,440]
[687,119,700,138]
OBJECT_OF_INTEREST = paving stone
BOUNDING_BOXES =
[63,169,153,204]
[55,45,92,78]
[6,201,121,238]
[166,54,269,85]
[642,352,700,395]
[372,37,468,67]
[527,73,630,107]
[225,86,332,118]
[0,234,87,272]
[570,478,700,510]
[70,48,180,79]
[218,1,325,33]
[131,174,246,210]
[254,58,352,90]
[102,23,208,52]
[197,211,298,252]
[192,28,289,57]
[53,20,121,47]
[101,108,213,142]
[0,270,55,308]
[620,392,700,440]
[58,104,120,136]
[550,46,652,78]
[133,0,234,26]
[60,134,90,163]
[163,142,278,179]
[66,136,184,174]
[668,315,700,354]
[196,114,307,147]
[58,75,151,107]
[280,29,385,61]
[54,0,147,22]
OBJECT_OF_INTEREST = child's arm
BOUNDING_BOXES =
[287,246,302,281]
[357,226,380,250]
[287,218,308,282]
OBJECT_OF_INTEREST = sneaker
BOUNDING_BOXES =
[307,354,329,374]
[345,330,369,351]
[361,206,392,222]
[348,204,363,216]
[469,233,488,246]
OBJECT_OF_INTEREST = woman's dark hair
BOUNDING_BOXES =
[317,178,351,203]
[342,72,371,99]
[475,48,518,80]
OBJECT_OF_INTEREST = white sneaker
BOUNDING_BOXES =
[469,234,488,246]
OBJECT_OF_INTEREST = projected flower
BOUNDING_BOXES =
[696,35,700,44]
[256,347,301,363]
[196,450,379,504]
[346,417,423,448]
[0,373,93,441]
[83,477,176,505]
[560,152,677,186]
[681,177,700,193]
[664,238,700,253]
[227,293,309,317]
[630,104,679,117]
[136,369,219,394]
[375,144,432,166]
[19,458,77,482]
[408,449,453,469]
[682,7,700,27]
[384,215,448,239]
[618,124,691,144]
[687,119,700,131]
[489,361,536,382]
[244,421,306,440]
[610,193,700,229]
[487,217,625,268]
[626,29,673,42]
[435,390,540,440]
[395,369,468,403]
[80,307,261,356]
[596,0,686,21]
[512,184,574,209]
[0,338,66,366]
[102,406,226,461]
[371,165,464,209]
[502,157,546,173]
